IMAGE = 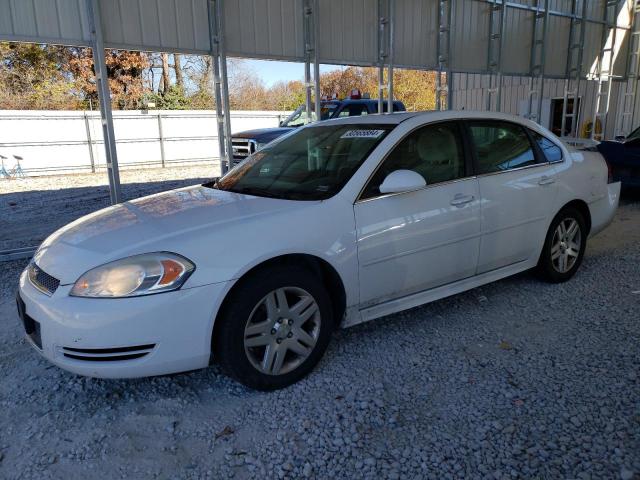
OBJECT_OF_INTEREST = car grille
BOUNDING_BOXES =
[231,138,256,164]
[61,344,156,362]
[16,294,42,349]
[27,262,60,296]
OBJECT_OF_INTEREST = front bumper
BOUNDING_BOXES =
[17,269,230,378]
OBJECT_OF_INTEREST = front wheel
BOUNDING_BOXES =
[213,265,333,390]
[537,207,587,283]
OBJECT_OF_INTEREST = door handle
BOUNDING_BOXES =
[450,194,474,206]
[538,176,556,186]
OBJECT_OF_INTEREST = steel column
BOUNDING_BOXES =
[486,0,506,111]
[86,0,121,204]
[387,0,394,113]
[526,0,549,124]
[377,0,393,113]
[560,0,587,138]
[303,0,320,123]
[436,0,452,110]
[83,111,95,173]
[313,0,321,123]
[208,0,229,174]
[378,0,387,113]
[619,0,640,136]
[218,0,233,171]
[591,0,619,141]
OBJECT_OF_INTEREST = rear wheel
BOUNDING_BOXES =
[213,265,333,390]
[537,207,587,283]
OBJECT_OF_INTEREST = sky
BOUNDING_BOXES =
[243,59,345,86]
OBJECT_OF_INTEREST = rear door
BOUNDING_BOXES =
[466,120,560,273]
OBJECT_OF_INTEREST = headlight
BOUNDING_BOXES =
[70,253,195,298]
[255,142,268,151]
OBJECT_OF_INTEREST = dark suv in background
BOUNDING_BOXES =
[231,95,406,165]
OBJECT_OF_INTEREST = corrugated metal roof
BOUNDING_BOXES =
[393,0,438,68]
[0,0,90,46]
[317,0,377,65]
[224,0,304,61]
[0,0,633,79]
[100,0,211,53]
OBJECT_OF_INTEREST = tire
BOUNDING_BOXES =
[213,264,334,390]
[536,206,587,283]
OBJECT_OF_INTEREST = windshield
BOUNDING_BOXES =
[627,125,640,141]
[213,124,393,200]
[281,103,339,127]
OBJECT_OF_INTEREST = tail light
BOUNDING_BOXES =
[604,159,614,184]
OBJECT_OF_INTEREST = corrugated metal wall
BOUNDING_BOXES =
[1,0,637,138]
[450,0,489,73]
[450,72,633,139]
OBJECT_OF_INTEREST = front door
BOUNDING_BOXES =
[354,121,481,307]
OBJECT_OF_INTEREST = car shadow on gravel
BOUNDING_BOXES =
[620,187,640,205]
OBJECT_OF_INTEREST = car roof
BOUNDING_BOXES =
[322,99,404,106]
[313,109,546,131]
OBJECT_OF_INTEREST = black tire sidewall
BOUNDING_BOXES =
[213,265,334,391]
[538,206,587,283]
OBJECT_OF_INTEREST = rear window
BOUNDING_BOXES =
[467,121,538,174]
[529,130,563,162]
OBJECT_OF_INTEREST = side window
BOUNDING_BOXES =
[361,122,466,199]
[381,103,402,113]
[468,121,538,174]
[529,130,563,162]
[338,104,368,117]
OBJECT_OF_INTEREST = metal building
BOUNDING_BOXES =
[0,0,639,209]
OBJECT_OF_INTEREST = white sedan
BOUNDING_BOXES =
[17,111,620,390]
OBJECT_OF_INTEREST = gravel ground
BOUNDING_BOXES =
[0,192,639,479]
[0,164,220,251]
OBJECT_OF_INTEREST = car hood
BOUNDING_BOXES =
[232,127,294,142]
[33,185,308,286]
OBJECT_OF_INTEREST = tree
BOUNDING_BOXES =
[0,44,438,112]
[266,80,305,111]
[66,48,149,109]
[173,53,184,89]
[227,60,268,110]
[0,42,80,109]
[320,66,378,99]
[319,66,437,111]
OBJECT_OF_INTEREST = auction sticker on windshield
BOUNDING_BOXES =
[340,129,386,139]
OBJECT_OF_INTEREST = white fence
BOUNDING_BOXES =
[0,109,290,176]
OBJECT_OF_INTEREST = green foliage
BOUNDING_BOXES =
[0,42,81,109]
[148,85,191,110]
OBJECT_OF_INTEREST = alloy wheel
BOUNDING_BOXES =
[551,217,582,273]
[243,286,321,376]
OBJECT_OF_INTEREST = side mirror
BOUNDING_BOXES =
[379,170,426,194]
[615,135,626,142]
[279,121,284,127]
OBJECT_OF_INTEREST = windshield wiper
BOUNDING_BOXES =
[202,178,220,189]
[227,186,285,199]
